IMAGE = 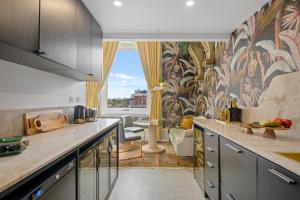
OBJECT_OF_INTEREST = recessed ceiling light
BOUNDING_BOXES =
[113,0,123,7]
[186,0,195,7]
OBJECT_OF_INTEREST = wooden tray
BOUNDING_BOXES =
[240,123,289,139]
[24,110,67,135]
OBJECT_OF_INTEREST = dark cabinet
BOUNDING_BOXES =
[220,183,237,200]
[79,145,98,200]
[39,0,78,69]
[91,18,103,80]
[204,130,219,200]
[98,137,110,200]
[109,128,118,187]
[0,0,39,51]
[79,128,119,200]
[77,1,92,75]
[220,137,257,200]
[0,0,103,81]
[258,156,300,200]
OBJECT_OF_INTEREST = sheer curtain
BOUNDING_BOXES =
[86,41,119,116]
[137,41,162,139]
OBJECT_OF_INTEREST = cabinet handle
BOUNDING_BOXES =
[268,168,295,184]
[206,161,214,168]
[225,143,242,153]
[206,146,214,152]
[206,179,214,188]
[206,132,214,137]
[35,49,47,55]
[225,194,235,200]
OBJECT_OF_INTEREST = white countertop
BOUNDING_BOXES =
[0,118,119,193]
[194,118,300,176]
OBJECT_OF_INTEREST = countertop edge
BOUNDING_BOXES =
[0,119,120,194]
[193,119,300,177]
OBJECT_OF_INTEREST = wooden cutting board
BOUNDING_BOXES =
[24,110,67,135]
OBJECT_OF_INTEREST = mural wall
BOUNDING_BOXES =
[161,42,215,127]
[202,0,300,119]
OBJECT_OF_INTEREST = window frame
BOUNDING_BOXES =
[100,42,151,117]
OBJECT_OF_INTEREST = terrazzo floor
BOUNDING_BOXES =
[109,168,206,200]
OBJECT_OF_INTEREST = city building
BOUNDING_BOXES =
[129,89,147,108]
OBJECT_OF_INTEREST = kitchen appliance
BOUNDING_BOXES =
[194,124,205,191]
[74,106,97,123]
[2,155,76,200]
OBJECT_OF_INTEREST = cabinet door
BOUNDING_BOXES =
[98,138,109,200]
[77,1,92,75]
[79,146,97,200]
[0,0,39,51]
[91,18,103,80]
[39,0,77,68]
[109,128,118,187]
[220,137,257,200]
[258,157,300,200]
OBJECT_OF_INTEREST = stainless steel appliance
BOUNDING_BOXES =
[4,157,77,200]
[194,124,205,190]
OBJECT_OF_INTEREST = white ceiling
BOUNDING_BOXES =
[83,0,269,40]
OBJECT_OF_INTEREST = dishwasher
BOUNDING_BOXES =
[1,155,77,200]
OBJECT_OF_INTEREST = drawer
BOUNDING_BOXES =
[205,177,219,200]
[204,129,218,162]
[220,137,257,200]
[258,156,300,200]
[205,158,219,200]
[221,183,238,200]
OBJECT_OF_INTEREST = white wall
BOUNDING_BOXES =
[0,59,86,110]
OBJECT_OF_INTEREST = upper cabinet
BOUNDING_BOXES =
[91,18,103,80]
[77,1,92,75]
[39,0,78,69]
[0,0,39,51]
[0,0,103,81]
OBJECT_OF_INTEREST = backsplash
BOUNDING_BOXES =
[200,0,300,119]
[0,106,74,137]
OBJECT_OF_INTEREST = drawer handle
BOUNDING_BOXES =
[206,179,214,188]
[268,168,295,184]
[225,143,242,153]
[225,194,235,200]
[206,161,214,168]
[206,146,214,152]
[206,132,214,137]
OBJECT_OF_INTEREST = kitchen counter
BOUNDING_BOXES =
[194,118,300,176]
[0,118,119,193]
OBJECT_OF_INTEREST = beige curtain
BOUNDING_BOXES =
[137,42,162,139]
[86,41,119,115]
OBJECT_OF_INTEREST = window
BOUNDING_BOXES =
[101,41,150,116]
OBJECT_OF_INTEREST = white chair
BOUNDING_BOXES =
[169,128,194,157]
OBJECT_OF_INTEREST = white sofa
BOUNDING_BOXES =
[169,128,194,157]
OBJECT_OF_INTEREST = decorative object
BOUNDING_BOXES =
[239,123,290,139]
[24,109,67,135]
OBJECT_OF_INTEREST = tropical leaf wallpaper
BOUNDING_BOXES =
[210,0,300,118]
[162,0,300,125]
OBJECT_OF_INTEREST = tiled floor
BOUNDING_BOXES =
[109,168,206,200]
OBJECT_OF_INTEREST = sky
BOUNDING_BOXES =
[107,50,147,99]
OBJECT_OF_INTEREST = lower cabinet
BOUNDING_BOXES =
[109,128,118,187]
[204,129,219,200]
[220,183,237,200]
[79,127,118,200]
[219,137,257,200]
[258,156,300,200]
[97,138,110,200]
